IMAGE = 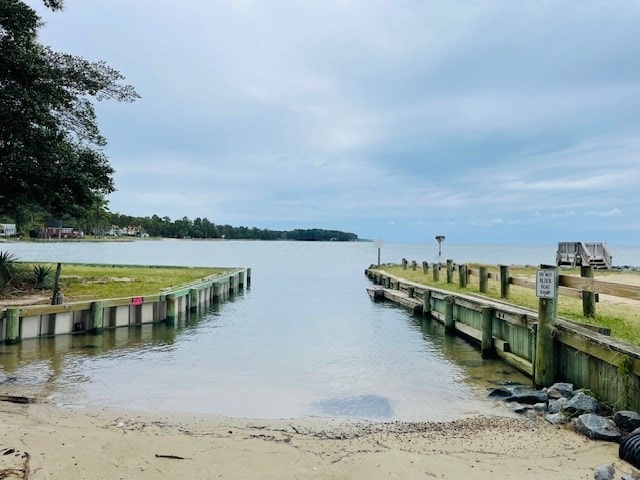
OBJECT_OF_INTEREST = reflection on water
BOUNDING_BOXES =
[0,297,530,421]
[0,240,536,421]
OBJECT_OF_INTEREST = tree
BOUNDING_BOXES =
[0,0,138,218]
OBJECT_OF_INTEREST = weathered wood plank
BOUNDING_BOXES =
[454,321,481,342]
[555,320,640,376]
[19,301,93,317]
[560,275,640,300]
[453,297,484,312]
[495,349,534,376]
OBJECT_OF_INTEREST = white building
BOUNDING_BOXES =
[0,224,17,237]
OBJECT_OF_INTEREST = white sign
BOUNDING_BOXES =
[374,238,384,249]
[536,269,556,299]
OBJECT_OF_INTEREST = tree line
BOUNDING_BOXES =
[1,208,359,241]
[107,213,358,241]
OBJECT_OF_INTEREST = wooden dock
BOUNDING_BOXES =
[365,267,640,411]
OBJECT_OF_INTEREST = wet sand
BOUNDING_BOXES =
[0,400,633,479]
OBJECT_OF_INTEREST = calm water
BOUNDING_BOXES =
[1,240,639,421]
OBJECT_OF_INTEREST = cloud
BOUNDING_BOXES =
[30,1,640,244]
[586,209,623,217]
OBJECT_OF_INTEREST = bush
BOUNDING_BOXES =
[0,251,18,292]
[30,264,53,290]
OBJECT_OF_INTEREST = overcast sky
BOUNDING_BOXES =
[31,1,640,244]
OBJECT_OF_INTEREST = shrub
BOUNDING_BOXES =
[0,251,18,291]
[30,264,54,290]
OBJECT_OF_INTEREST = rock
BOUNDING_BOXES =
[620,475,636,480]
[504,390,548,405]
[593,464,615,480]
[547,382,574,399]
[534,402,548,413]
[576,414,621,442]
[614,411,640,433]
[564,392,598,415]
[545,412,567,425]
[487,387,513,399]
[548,398,568,414]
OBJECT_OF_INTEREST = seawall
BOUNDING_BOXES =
[0,266,251,343]
[366,267,640,411]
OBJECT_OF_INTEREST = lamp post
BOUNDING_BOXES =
[435,235,445,257]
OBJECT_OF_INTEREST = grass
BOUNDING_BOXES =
[376,263,640,345]
[21,263,229,302]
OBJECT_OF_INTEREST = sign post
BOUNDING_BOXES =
[534,265,558,388]
[536,269,556,299]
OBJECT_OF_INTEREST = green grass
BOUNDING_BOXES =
[27,263,229,301]
[377,263,640,345]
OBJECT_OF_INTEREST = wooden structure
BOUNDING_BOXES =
[556,242,613,269]
[0,267,250,343]
[365,266,640,411]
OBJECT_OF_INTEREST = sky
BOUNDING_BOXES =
[30,0,640,244]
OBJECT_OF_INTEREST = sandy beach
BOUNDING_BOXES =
[0,399,633,479]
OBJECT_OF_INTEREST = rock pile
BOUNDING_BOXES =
[489,381,640,478]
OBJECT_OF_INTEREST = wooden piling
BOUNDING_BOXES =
[91,301,104,333]
[446,260,454,284]
[479,266,488,293]
[402,258,408,269]
[422,261,429,274]
[166,294,176,326]
[500,265,510,299]
[581,265,596,318]
[433,263,440,282]
[189,288,198,313]
[459,264,467,288]
[423,290,431,316]
[480,306,493,357]
[6,308,20,344]
[246,268,252,287]
[534,265,558,388]
[407,286,414,298]
[444,296,455,331]
[213,281,222,302]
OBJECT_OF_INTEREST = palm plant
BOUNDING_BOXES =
[30,264,53,290]
[0,251,18,291]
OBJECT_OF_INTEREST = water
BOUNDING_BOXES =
[1,240,639,421]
